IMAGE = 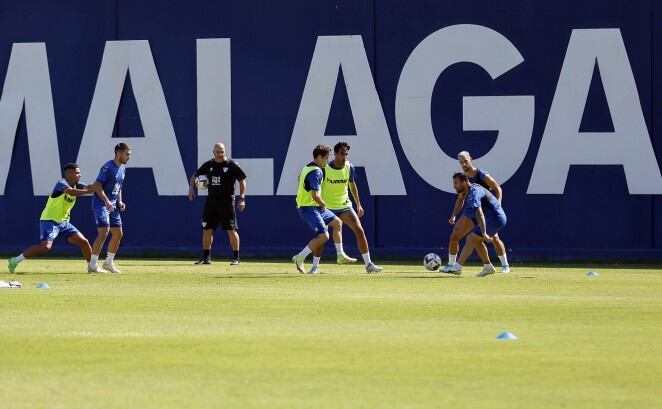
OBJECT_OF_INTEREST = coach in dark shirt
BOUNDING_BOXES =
[188,143,247,265]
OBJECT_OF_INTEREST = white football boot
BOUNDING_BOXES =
[441,263,463,275]
[476,265,497,277]
[102,262,122,274]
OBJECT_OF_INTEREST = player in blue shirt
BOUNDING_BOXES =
[442,173,508,277]
[445,151,510,273]
[88,143,131,274]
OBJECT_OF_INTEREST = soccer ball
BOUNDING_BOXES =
[423,253,441,271]
[195,175,208,190]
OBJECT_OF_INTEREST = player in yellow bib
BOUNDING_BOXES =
[312,142,383,273]
[292,145,352,274]
[7,163,95,274]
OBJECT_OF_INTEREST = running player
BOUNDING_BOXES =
[292,145,345,274]
[188,143,246,265]
[311,142,382,274]
[442,173,507,277]
[88,143,131,274]
[444,151,510,273]
[7,163,95,273]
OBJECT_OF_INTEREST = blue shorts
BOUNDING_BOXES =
[472,213,507,237]
[330,207,353,216]
[93,206,122,228]
[39,220,80,242]
[297,206,337,235]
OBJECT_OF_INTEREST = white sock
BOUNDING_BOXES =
[312,257,321,267]
[484,264,494,269]
[362,252,372,266]
[448,253,457,264]
[297,246,312,259]
[15,254,25,263]
[90,254,99,267]
[335,243,344,255]
[498,255,508,266]
[106,252,115,264]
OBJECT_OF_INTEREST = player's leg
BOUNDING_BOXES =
[312,241,324,273]
[102,227,123,273]
[299,232,329,274]
[22,241,54,258]
[90,206,110,272]
[196,198,217,264]
[449,232,494,276]
[339,210,382,273]
[8,221,58,273]
[443,219,497,276]
[491,234,510,272]
[441,216,474,273]
[8,242,53,273]
[446,216,474,267]
[324,210,354,264]
[328,216,353,263]
[221,197,241,265]
[102,210,123,273]
[227,230,240,265]
[196,228,214,265]
[67,232,92,263]
[293,207,330,273]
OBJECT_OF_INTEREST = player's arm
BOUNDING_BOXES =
[475,207,492,242]
[91,181,115,211]
[63,184,94,197]
[449,192,467,225]
[237,179,247,212]
[483,174,502,203]
[188,173,198,201]
[311,189,326,209]
[349,181,364,218]
[118,189,126,212]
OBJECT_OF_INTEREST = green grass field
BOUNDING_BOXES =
[1,259,661,409]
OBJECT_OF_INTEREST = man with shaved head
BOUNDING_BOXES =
[189,143,247,265]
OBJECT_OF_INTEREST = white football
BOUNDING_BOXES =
[196,175,208,190]
[423,253,441,271]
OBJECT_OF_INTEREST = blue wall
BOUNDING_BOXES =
[0,0,660,259]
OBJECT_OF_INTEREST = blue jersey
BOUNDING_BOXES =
[468,169,490,190]
[304,162,324,191]
[92,160,126,208]
[462,184,506,221]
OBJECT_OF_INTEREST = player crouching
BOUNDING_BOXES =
[442,173,508,277]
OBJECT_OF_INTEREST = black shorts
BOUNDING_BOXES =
[202,196,237,231]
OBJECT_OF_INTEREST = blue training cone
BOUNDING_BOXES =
[36,283,50,289]
[586,271,599,277]
[496,331,518,340]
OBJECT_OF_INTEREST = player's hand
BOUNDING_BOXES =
[104,201,114,212]
[118,201,126,212]
[356,205,365,218]
[482,233,493,242]
[237,198,246,213]
[448,216,456,225]
[188,188,196,202]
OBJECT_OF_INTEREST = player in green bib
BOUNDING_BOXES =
[7,163,96,274]
[312,142,383,273]
[292,145,352,274]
